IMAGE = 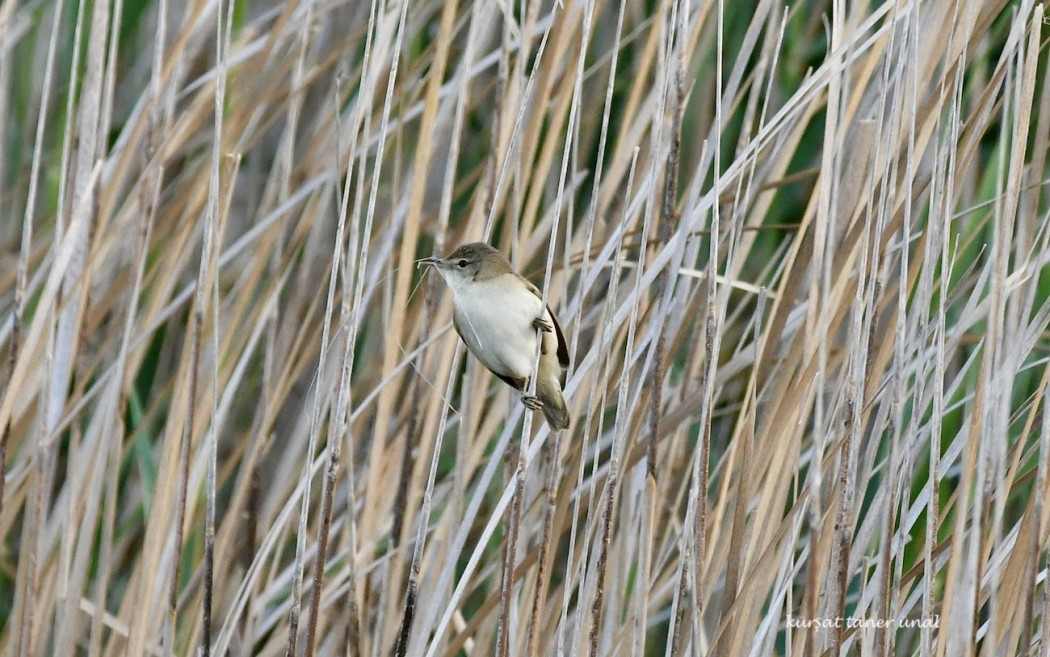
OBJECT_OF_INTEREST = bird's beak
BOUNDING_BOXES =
[416,256,442,269]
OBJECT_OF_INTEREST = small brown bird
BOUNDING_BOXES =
[418,242,570,430]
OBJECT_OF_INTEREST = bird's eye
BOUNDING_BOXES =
[457,259,468,268]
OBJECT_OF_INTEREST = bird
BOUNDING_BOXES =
[418,242,570,430]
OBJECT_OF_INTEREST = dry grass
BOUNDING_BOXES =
[2,0,1050,655]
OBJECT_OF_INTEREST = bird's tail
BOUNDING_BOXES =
[537,378,570,430]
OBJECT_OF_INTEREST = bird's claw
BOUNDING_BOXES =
[522,395,544,412]
[532,317,553,333]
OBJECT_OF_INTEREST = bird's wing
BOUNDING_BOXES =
[549,307,570,371]
[520,275,570,372]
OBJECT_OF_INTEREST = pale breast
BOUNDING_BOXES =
[451,276,546,381]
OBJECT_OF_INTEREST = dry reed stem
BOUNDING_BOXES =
[2,1,1049,656]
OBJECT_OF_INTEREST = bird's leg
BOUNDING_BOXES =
[526,319,552,412]
[532,317,553,333]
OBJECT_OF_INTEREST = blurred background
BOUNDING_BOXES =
[1,0,1049,655]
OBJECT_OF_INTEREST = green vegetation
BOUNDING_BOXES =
[1,0,1048,655]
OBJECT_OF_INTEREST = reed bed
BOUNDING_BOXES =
[2,0,1049,655]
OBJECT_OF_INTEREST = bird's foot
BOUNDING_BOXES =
[532,317,553,333]
[522,395,545,412]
